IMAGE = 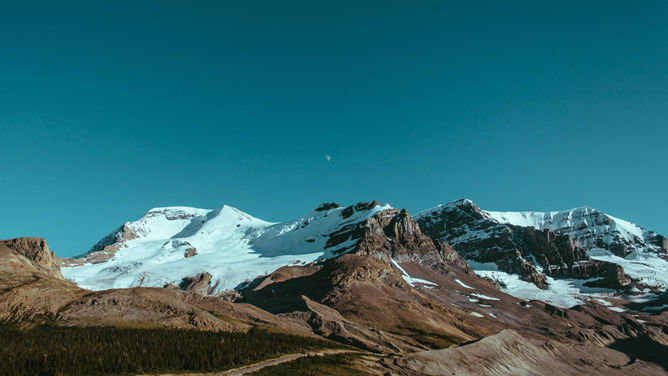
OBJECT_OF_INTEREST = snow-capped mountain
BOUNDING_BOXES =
[63,198,667,309]
[483,206,667,257]
[416,199,668,307]
[63,202,396,294]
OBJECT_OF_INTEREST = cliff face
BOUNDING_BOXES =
[328,202,471,273]
[416,200,633,290]
[0,237,64,279]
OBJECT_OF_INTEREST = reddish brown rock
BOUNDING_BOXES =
[325,205,471,275]
[184,247,198,258]
[79,223,141,264]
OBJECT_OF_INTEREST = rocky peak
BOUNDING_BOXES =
[144,207,201,221]
[0,237,63,279]
[327,205,470,273]
[79,223,138,264]
[416,200,637,290]
[482,205,666,258]
[416,199,486,241]
[341,200,381,219]
[179,272,215,295]
[315,202,340,212]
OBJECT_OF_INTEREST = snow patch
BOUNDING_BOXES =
[588,249,668,289]
[472,269,587,308]
[455,279,473,289]
[391,259,438,287]
[471,293,500,301]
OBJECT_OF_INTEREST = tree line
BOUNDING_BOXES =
[0,324,343,376]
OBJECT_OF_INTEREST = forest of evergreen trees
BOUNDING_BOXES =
[0,324,343,375]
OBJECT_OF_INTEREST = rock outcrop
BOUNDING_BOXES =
[183,247,197,258]
[328,203,471,273]
[0,237,64,279]
[179,272,214,295]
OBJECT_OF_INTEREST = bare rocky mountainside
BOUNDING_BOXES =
[2,200,667,374]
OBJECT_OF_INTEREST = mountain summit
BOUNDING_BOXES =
[62,201,418,293]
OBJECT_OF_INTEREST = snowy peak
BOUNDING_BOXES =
[124,206,212,241]
[127,205,270,241]
[482,206,666,257]
[63,201,403,294]
[419,198,478,218]
[418,200,666,258]
[416,199,668,305]
[248,200,395,258]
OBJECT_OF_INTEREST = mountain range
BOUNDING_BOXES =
[62,199,667,309]
[2,199,667,375]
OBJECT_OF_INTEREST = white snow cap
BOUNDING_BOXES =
[63,202,394,294]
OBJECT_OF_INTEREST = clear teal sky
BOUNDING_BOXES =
[1,1,667,257]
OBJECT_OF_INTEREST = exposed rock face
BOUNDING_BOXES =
[315,202,340,211]
[179,272,213,295]
[546,259,631,289]
[0,237,63,279]
[77,207,205,264]
[82,223,139,264]
[61,199,664,313]
[420,199,667,258]
[328,203,471,273]
[0,238,84,324]
[239,248,668,360]
[216,289,243,302]
[183,247,197,258]
[55,256,85,268]
[416,199,633,289]
[341,201,381,219]
[521,208,668,258]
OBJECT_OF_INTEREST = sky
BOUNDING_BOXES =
[1,1,667,257]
